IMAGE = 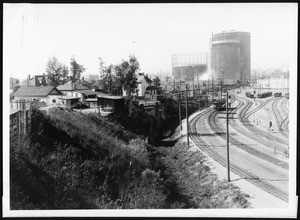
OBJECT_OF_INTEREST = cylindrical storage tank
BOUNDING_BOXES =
[210,31,251,85]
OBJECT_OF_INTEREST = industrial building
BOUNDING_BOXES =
[210,31,251,85]
[172,52,208,81]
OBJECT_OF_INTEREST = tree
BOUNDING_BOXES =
[70,57,85,83]
[102,64,117,94]
[45,56,68,86]
[153,76,164,94]
[153,76,161,87]
[115,55,139,96]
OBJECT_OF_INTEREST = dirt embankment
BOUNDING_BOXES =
[150,128,251,208]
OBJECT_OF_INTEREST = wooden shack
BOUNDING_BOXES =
[97,95,125,120]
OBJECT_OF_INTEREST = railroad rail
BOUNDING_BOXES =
[208,110,288,170]
[189,109,289,203]
[235,96,289,147]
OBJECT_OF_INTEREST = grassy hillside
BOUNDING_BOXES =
[10,106,166,209]
[10,105,250,210]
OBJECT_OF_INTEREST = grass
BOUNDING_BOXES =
[152,142,251,208]
[10,106,167,209]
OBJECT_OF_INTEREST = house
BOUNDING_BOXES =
[97,94,125,119]
[57,80,91,104]
[135,73,153,97]
[12,86,63,107]
[80,77,93,89]
[145,86,158,101]
[85,98,98,108]
[59,96,81,108]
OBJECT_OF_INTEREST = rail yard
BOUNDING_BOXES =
[189,88,289,204]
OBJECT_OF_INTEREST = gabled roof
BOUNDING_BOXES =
[57,80,90,91]
[13,86,62,97]
[144,75,153,84]
[137,73,152,84]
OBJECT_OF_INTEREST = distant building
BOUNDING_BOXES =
[20,74,47,86]
[172,52,208,81]
[10,77,20,90]
[257,75,289,90]
[84,74,100,82]
[210,31,251,85]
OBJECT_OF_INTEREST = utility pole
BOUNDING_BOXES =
[220,79,223,99]
[186,84,189,147]
[178,80,182,130]
[217,92,237,182]
[226,92,230,182]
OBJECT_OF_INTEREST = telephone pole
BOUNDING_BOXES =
[178,80,182,130]
[186,84,189,147]
[217,92,237,182]
[226,92,230,182]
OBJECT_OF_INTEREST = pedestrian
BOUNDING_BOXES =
[269,121,273,131]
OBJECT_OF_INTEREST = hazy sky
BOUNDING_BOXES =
[3,3,297,80]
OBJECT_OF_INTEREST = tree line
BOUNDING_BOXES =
[45,55,151,97]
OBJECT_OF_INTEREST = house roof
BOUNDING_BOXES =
[97,94,124,100]
[144,75,153,84]
[85,98,97,102]
[146,86,158,90]
[13,86,62,97]
[137,73,153,84]
[76,90,96,95]
[59,96,80,100]
[57,80,90,91]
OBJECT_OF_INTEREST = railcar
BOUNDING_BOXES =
[274,92,282,97]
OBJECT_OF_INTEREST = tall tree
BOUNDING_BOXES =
[45,56,68,86]
[115,55,139,96]
[102,64,116,94]
[70,57,85,83]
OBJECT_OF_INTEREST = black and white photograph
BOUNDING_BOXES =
[3,3,298,218]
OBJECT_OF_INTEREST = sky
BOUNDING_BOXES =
[3,3,298,81]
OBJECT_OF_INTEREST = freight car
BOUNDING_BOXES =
[285,93,289,99]
[213,98,226,111]
[274,92,282,97]
[257,92,272,98]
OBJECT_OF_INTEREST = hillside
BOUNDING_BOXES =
[10,105,250,209]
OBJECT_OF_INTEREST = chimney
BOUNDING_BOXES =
[43,73,46,86]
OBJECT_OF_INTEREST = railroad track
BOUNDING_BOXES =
[208,110,288,170]
[244,97,276,120]
[189,109,289,203]
[235,97,289,147]
[272,98,284,130]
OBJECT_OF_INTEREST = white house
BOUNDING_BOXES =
[135,73,153,97]
[57,80,91,104]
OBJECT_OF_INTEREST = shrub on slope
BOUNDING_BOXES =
[10,106,166,209]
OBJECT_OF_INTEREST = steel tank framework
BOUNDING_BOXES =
[172,52,208,80]
[210,31,251,85]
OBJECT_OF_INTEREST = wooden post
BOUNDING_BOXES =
[226,92,230,182]
[186,84,189,147]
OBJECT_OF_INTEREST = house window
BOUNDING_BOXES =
[52,99,56,103]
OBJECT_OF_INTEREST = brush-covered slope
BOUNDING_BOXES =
[10,106,166,209]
